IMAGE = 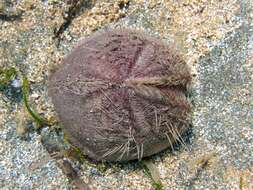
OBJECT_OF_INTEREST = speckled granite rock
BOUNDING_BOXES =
[189,24,253,190]
[0,0,252,189]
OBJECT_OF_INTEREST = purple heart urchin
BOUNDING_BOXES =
[49,29,192,162]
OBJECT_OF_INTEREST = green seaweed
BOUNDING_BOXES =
[0,67,50,126]
[63,131,87,163]
[66,144,86,163]
[22,76,50,127]
[141,161,164,190]
[0,67,17,89]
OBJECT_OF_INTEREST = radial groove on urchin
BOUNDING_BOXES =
[49,29,192,162]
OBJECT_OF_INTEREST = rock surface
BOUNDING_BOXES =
[0,0,252,189]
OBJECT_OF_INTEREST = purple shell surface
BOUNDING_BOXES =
[49,29,192,162]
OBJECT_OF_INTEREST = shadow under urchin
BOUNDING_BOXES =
[48,29,193,162]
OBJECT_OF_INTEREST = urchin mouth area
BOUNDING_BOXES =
[124,80,191,112]
[125,75,191,88]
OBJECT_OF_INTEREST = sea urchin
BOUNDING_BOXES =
[49,29,192,162]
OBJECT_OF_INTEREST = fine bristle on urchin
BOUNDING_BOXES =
[48,29,192,162]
